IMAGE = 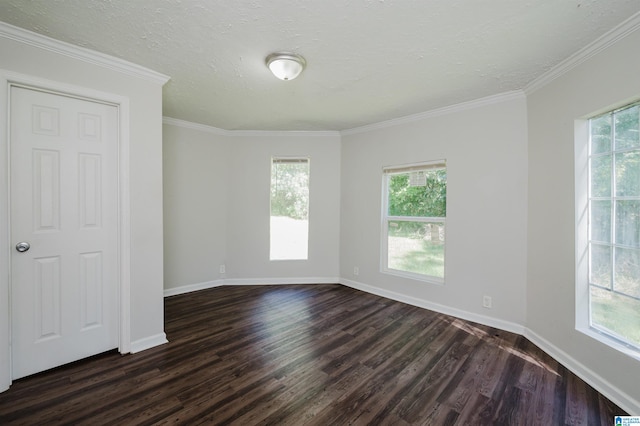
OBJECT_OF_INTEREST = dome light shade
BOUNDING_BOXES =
[266,52,306,81]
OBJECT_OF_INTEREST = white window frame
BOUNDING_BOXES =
[381,160,446,284]
[575,102,640,360]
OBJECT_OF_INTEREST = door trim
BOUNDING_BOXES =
[0,70,131,391]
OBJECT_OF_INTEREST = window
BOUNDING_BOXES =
[382,161,446,283]
[588,102,640,350]
[270,157,309,260]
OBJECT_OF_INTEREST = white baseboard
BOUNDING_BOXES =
[164,280,224,297]
[164,277,339,297]
[224,276,340,286]
[524,328,640,415]
[130,333,168,354]
[340,278,525,335]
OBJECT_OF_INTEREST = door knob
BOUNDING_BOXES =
[16,242,30,253]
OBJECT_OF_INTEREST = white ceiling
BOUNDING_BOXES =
[1,1,639,131]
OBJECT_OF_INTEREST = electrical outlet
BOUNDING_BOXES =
[219,264,226,274]
[354,266,359,276]
[482,296,492,309]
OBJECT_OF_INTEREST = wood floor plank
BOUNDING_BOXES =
[229,365,330,425]
[0,284,628,425]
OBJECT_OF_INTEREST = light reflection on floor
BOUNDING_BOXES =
[450,318,560,376]
[255,288,314,357]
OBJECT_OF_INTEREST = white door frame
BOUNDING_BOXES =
[0,70,131,391]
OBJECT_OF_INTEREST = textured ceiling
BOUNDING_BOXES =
[1,1,639,131]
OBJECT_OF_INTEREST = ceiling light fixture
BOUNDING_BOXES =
[265,52,306,81]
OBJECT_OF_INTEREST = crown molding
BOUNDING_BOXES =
[163,116,340,138]
[0,21,170,86]
[524,11,640,95]
[229,129,341,138]
[341,90,525,136]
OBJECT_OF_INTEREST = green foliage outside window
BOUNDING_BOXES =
[388,170,446,218]
[270,162,309,220]
[387,169,446,240]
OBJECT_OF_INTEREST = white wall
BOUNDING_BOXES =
[0,30,167,390]
[527,28,640,411]
[162,126,342,291]
[340,94,529,330]
[163,124,229,290]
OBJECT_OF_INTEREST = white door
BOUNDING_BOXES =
[10,86,119,379]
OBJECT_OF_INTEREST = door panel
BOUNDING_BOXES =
[10,86,119,379]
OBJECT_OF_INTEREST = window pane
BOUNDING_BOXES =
[590,114,611,154]
[590,286,640,347]
[588,103,640,352]
[388,169,446,217]
[590,243,611,288]
[590,155,611,197]
[614,105,640,150]
[614,247,640,298]
[270,216,308,260]
[387,220,444,278]
[270,159,309,260]
[615,200,640,248]
[615,151,640,197]
[590,200,611,243]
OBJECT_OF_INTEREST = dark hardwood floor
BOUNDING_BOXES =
[0,284,627,425]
